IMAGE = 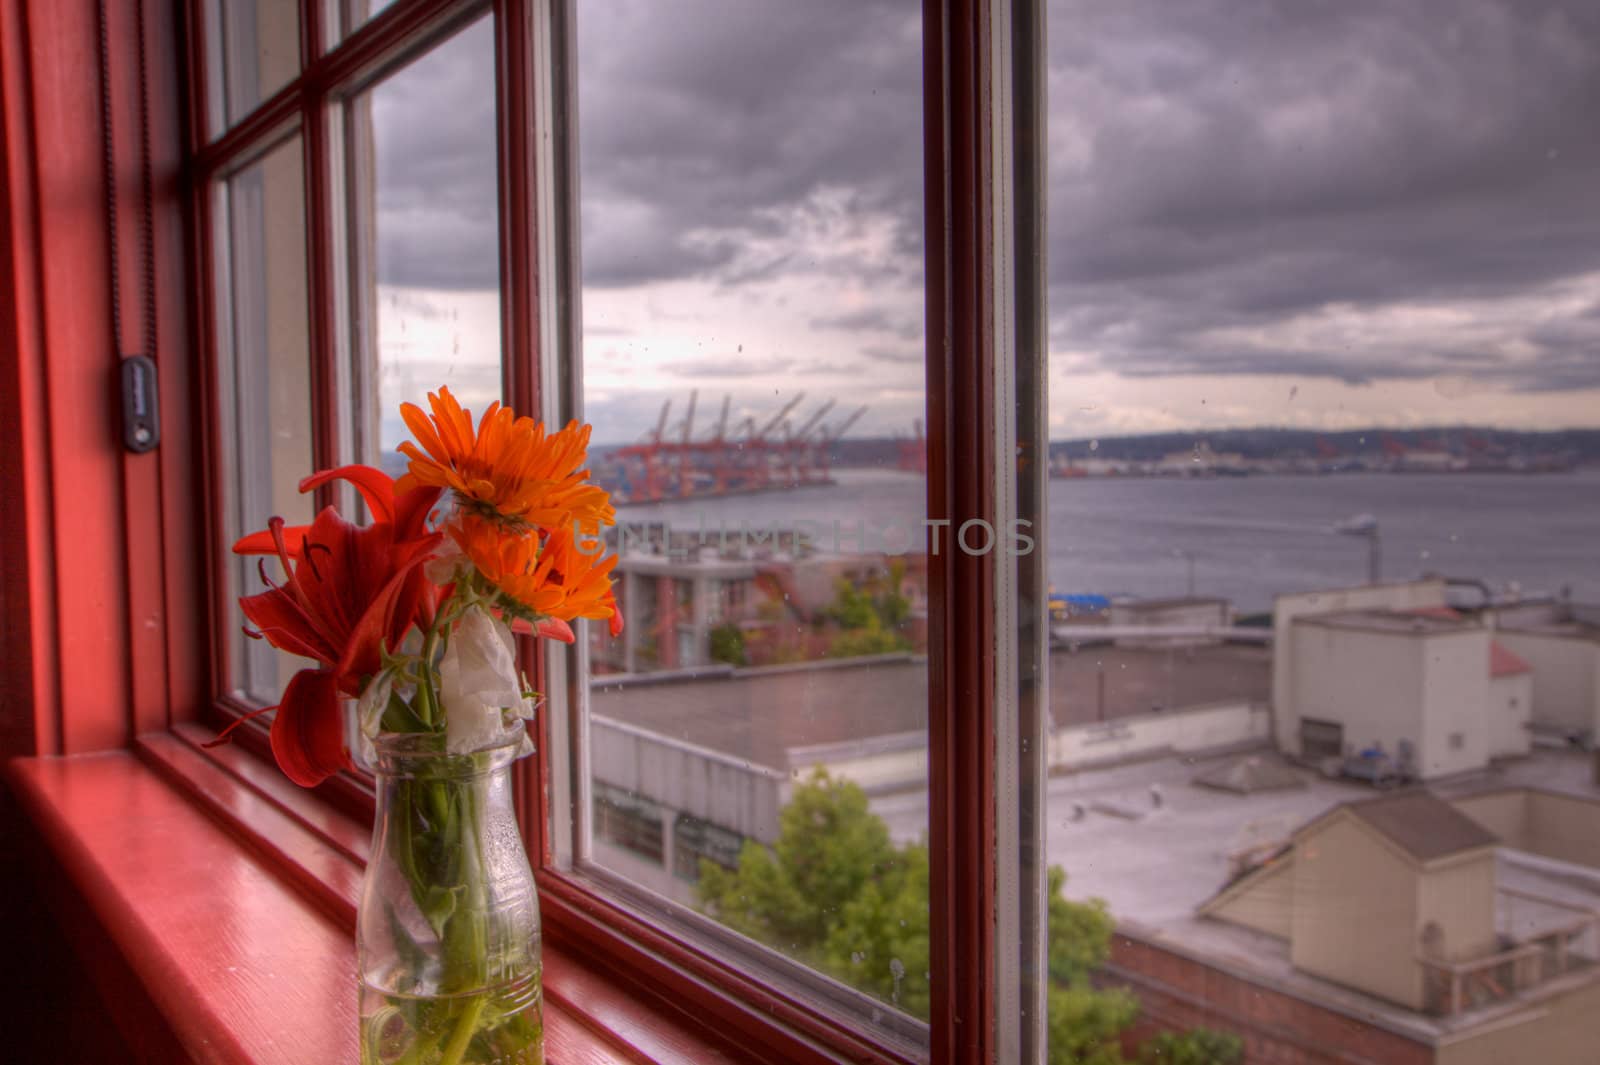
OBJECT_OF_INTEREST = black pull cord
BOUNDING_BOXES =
[100,0,161,453]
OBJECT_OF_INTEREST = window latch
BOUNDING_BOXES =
[120,354,160,453]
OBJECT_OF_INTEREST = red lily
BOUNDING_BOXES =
[233,464,445,639]
[233,464,439,559]
[212,466,443,787]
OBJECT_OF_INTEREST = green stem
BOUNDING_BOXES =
[414,627,441,728]
[439,993,487,1065]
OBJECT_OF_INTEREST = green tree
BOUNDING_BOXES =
[824,577,882,630]
[827,626,908,658]
[708,622,747,666]
[821,576,912,658]
[697,769,1141,1061]
[1048,983,1139,1065]
[1137,1030,1243,1065]
[1044,865,1138,1064]
[823,841,931,1015]
[1048,865,1115,984]
[699,769,899,952]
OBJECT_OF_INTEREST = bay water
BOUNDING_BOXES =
[615,467,1600,614]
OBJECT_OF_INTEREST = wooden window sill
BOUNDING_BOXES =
[5,732,739,1065]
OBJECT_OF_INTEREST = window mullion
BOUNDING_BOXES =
[301,94,341,506]
[991,1,1047,1061]
[924,0,1014,1061]
[493,0,555,863]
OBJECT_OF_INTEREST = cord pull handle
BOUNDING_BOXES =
[120,354,160,453]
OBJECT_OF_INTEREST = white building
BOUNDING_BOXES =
[1493,604,1600,746]
[1275,580,1535,778]
[1107,596,1233,648]
[1272,579,1451,754]
[1488,642,1535,759]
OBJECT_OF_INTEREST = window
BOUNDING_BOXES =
[214,134,314,704]
[185,2,1034,1063]
[594,781,666,865]
[344,17,501,479]
[206,0,301,131]
[564,0,937,1046]
[1300,718,1344,763]
[24,0,1598,1059]
[672,813,744,882]
[1042,2,1600,1061]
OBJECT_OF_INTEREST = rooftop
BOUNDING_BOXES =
[1109,596,1231,611]
[1001,747,1600,1041]
[615,552,762,577]
[591,643,1271,770]
[1498,618,1600,643]
[1490,640,1533,677]
[1295,609,1478,635]
[1330,791,1497,863]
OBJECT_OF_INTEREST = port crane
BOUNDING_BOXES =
[603,391,867,503]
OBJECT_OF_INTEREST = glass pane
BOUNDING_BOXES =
[1045,3,1600,1063]
[216,135,314,703]
[206,0,302,134]
[575,0,929,1044]
[346,17,501,478]
[339,0,398,41]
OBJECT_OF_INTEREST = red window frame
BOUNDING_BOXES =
[2,0,1031,1062]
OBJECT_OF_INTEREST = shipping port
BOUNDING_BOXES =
[591,390,868,504]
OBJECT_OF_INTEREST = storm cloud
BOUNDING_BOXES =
[371,0,1600,423]
[371,18,500,290]
[1046,0,1600,390]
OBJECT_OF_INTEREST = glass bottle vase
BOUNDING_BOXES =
[358,729,544,1065]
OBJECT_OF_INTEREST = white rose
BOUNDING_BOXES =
[438,607,525,753]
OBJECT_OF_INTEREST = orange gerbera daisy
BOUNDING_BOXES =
[451,513,620,629]
[396,387,615,531]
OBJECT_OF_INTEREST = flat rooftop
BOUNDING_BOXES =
[1110,596,1230,610]
[1010,747,1600,1041]
[1498,619,1600,643]
[592,644,1270,770]
[1296,609,1477,635]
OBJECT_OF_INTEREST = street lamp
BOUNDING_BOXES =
[1334,513,1381,585]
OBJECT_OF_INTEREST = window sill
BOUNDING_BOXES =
[4,733,738,1065]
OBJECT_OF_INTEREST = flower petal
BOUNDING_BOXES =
[536,618,575,643]
[334,539,442,681]
[299,464,397,524]
[400,401,452,466]
[239,586,341,663]
[393,483,443,544]
[270,669,350,787]
[233,523,312,557]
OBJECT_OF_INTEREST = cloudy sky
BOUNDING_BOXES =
[370,0,1600,446]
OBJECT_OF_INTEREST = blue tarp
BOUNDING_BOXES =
[1049,593,1111,610]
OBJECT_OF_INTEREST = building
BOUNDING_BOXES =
[597,549,763,674]
[1041,745,1600,1065]
[1290,610,1491,778]
[1205,793,1512,1013]
[588,642,1271,907]
[1272,579,1453,750]
[1275,582,1535,777]
[593,530,930,674]
[1107,596,1234,649]
[1154,441,1248,476]
[1492,602,1600,747]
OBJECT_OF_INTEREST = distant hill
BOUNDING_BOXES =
[590,427,1600,471]
[1043,427,1600,463]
